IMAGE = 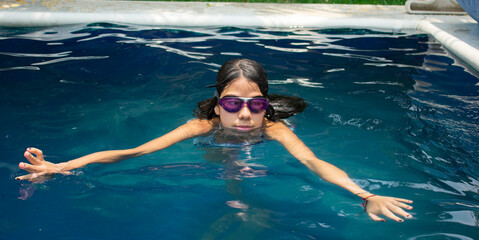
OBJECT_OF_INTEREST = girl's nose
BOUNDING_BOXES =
[238,103,252,119]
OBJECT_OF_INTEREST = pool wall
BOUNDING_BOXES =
[0,0,478,72]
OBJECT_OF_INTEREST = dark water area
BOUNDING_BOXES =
[0,24,478,239]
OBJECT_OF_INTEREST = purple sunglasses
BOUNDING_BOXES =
[218,96,269,113]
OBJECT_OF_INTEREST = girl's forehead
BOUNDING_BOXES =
[221,77,262,97]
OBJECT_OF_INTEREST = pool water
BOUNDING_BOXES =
[1,24,478,239]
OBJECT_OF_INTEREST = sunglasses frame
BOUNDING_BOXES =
[218,96,269,113]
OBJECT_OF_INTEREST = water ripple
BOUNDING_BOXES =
[269,78,323,88]
[77,33,138,42]
[328,114,382,130]
[0,66,40,71]
[323,52,392,62]
[262,45,309,53]
[408,233,474,240]
[0,51,71,58]
[31,56,109,66]
[147,43,213,60]
[353,81,403,86]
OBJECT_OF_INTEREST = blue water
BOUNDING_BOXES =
[1,24,478,239]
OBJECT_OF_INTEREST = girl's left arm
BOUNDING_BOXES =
[16,119,217,181]
[264,121,413,222]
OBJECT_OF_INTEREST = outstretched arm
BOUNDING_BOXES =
[264,121,413,222]
[16,119,217,181]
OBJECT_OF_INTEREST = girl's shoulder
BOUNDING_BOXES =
[186,118,220,136]
[263,119,294,130]
[263,119,296,141]
[187,118,219,125]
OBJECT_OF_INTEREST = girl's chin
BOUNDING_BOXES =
[221,126,261,134]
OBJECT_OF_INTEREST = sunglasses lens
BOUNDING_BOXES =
[248,99,269,113]
[220,98,244,112]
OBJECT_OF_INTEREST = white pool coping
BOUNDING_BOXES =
[1,0,478,72]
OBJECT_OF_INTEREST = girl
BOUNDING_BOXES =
[16,58,413,222]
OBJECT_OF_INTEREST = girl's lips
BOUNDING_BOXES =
[235,126,252,132]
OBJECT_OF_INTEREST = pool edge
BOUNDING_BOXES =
[418,19,479,72]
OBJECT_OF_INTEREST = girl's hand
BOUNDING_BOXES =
[16,147,69,182]
[363,195,413,222]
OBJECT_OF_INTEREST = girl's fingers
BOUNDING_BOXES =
[367,212,385,222]
[380,207,405,222]
[365,196,413,222]
[17,148,61,182]
[393,200,413,211]
[26,148,45,162]
[15,173,34,181]
[18,162,43,173]
[393,197,413,204]
[15,172,42,181]
[24,150,42,165]
[15,172,51,182]
[386,203,412,219]
[27,148,44,161]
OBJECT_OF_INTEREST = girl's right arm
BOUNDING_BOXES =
[264,120,413,222]
[16,118,217,181]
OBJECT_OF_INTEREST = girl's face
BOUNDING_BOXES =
[214,77,266,132]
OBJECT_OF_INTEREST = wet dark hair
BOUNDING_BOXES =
[194,59,306,121]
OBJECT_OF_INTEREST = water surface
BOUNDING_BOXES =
[1,24,478,239]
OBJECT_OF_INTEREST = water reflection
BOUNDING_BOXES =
[195,127,268,180]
